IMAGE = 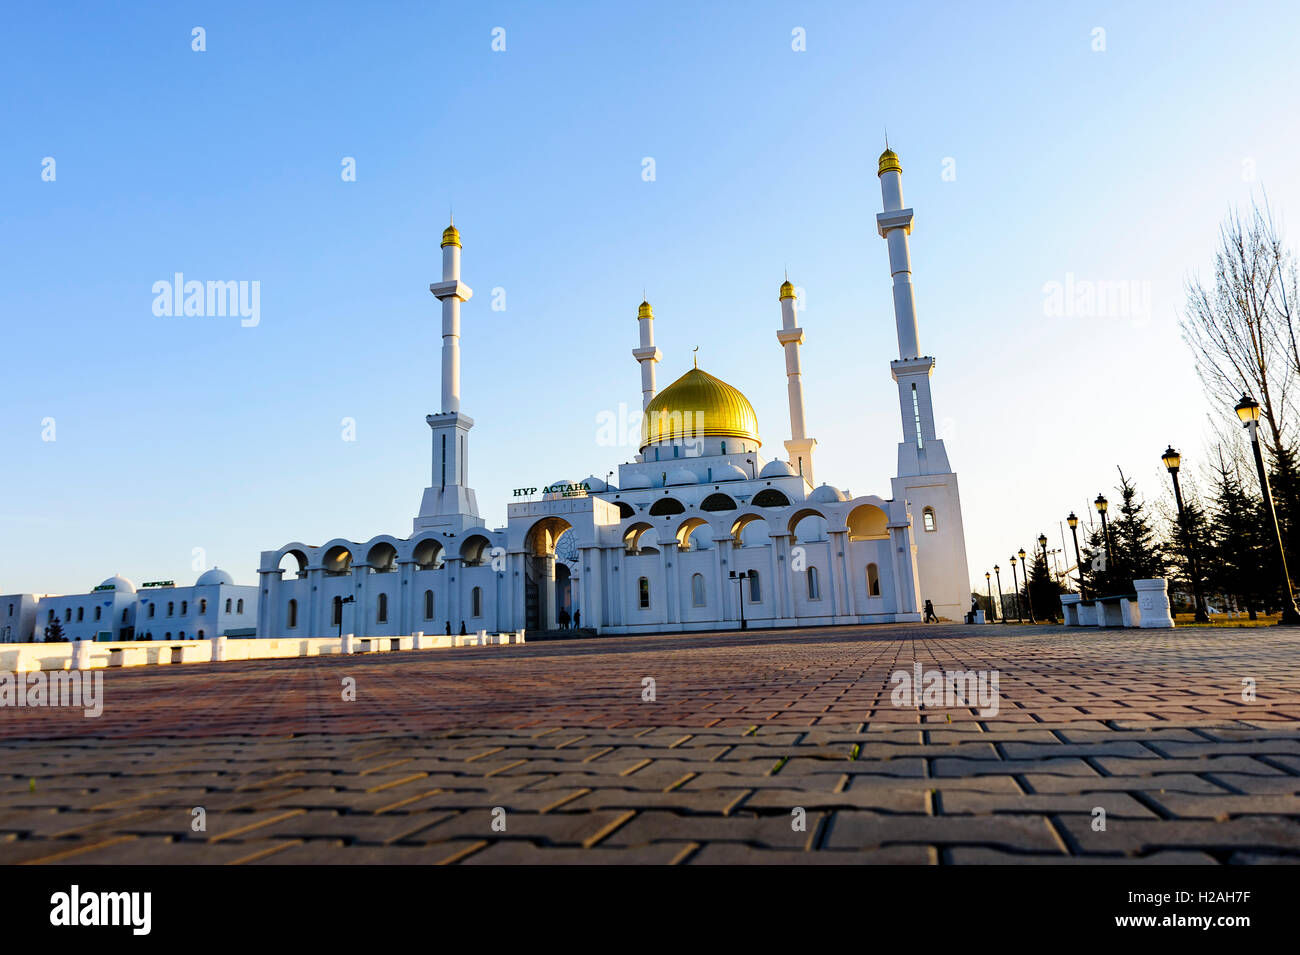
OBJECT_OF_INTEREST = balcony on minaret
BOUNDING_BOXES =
[430,279,472,302]
[876,208,914,238]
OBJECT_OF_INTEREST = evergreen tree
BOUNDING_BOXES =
[43,618,67,643]
[1165,489,1212,615]
[1107,469,1167,589]
[1267,442,1300,591]
[1206,448,1266,619]
[1025,550,1064,622]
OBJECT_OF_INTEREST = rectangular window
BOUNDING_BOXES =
[912,384,923,449]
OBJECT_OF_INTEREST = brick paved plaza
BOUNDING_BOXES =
[3,623,1299,864]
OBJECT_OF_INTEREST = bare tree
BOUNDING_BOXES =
[1181,198,1296,454]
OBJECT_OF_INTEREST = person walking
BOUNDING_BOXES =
[574,609,581,630]
[924,599,938,623]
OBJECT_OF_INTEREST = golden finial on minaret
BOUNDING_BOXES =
[638,298,653,320]
[878,142,901,176]
[440,212,461,248]
[779,275,796,301]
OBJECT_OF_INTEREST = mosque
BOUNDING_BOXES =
[256,148,971,637]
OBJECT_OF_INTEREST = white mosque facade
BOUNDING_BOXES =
[257,149,972,638]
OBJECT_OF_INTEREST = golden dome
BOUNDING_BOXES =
[641,367,760,450]
[779,280,796,301]
[878,148,901,176]
[637,300,653,320]
[440,223,461,248]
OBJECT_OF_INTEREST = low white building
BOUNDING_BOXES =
[259,147,972,637]
[0,569,258,642]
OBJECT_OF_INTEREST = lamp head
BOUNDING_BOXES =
[1162,445,1181,472]
[1235,393,1261,424]
[1066,511,1079,529]
[1038,533,1048,549]
[1094,493,1108,514]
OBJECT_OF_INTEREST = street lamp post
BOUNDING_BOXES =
[1094,493,1113,591]
[1162,445,1210,623]
[985,572,996,622]
[994,564,1004,624]
[1019,548,1036,623]
[1038,533,1054,621]
[728,570,748,630]
[1009,556,1024,622]
[1066,511,1087,600]
[1234,394,1300,625]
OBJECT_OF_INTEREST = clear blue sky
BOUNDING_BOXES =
[3,1,1299,596]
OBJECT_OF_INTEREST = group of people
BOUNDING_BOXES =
[556,607,580,630]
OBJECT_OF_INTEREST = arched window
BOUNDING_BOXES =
[236,599,244,614]
[199,599,207,614]
[638,577,650,609]
[181,600,188,615]
[424,589,434,620]
[65,608,71,622]
[922,507,937,532]
[287,599,298,628]
[747,569,761,602]
[148,603,155,618]
[121,609,128,623]
[47,609,54,622]
[198,630,204,638]
[691,573,706,607]
[165,632,172,640]
[807,567,821,600]
[76,607,84,622]
[178,631,185,639]
[867,563,881,597]
[94,606,101,621]
[225,598,232,613]
[332,596,342,626]
[377,593,388,623]
[167,602,174,616]
[752,488,790,508]
[472,587,483,617]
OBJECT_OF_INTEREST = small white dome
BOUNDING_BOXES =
[621,471,653,490]
[713,464,748,482]
[98,574,136,594]
[580,475,608,493]
[196,567,235,587]
[809,484,848,503]
[543,479,587,500]
[666,468,698,486]
[760,459,797,478]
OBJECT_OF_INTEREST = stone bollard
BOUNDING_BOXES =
[412,631,425,650]
[342,633,355,654]
[1134,579,1175,629]
[71,639,92,670]
[209,635,228,663]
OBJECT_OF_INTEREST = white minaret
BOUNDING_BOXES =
[414,218,481,533]
[632,299,662,411]
[777,278,816,484]
[876,146,971,621]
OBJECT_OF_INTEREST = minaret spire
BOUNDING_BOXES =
[415,216,481,532]
[777,276,816,483]
[633,298,662,411]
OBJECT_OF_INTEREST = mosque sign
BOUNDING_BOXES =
[513,482,590,498]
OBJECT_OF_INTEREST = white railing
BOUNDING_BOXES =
[0,629,526,673]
